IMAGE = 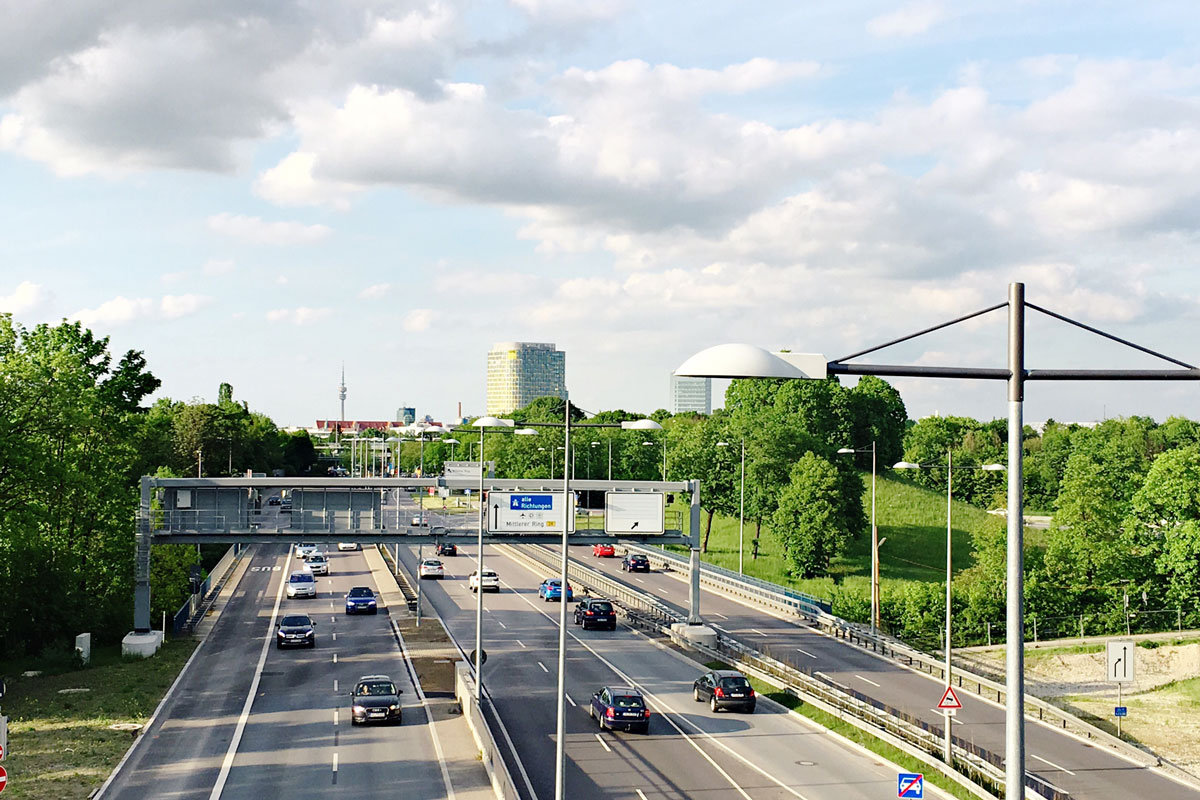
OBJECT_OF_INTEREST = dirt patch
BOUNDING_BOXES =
[395,616,461,695]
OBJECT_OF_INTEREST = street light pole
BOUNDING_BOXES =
[945,449,953,764]
[554,398,571,800]
[838,442,878,633]
[717,439,746,574]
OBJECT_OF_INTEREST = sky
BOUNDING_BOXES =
[2,0,1199,428]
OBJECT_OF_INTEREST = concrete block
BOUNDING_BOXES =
[671,623,717,648]
[75,632,91,665]
[121,630,163,658]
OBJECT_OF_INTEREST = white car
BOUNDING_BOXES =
[469,569,500,593]
[337,542,359,551]
[418,558,444,580]
[307,554,330,575]
[296,543,320,559]
[411,514,427,527]
[286,570,317,598]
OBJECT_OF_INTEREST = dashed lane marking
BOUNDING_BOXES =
[796,648,817,659]
[565,694,576,707]
[537,661,550,673]
[595,733,611,753]
[855,675,881,688]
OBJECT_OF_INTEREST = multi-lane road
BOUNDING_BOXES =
[100,542,451,800]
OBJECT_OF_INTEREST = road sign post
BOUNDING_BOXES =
[1106,639,1135,736]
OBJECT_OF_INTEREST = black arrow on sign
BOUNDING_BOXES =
[492,503,500,530]
[630,521,639,530]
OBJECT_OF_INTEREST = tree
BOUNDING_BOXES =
[846,376,908,468]
[769,453,850,578]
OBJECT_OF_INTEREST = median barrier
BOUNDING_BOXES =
[456,663,521,800]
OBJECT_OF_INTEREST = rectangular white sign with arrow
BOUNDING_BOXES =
[1106,639,1136,683]
[604,492,665,534]
[487,492,574,533]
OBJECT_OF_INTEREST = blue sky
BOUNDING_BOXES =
[2,1,1199,427]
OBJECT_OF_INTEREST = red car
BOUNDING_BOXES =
[592,543,615,557]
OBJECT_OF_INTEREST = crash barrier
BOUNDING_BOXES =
[171,543,248,636]
[376,544,420,611]
[456,663,522,800]
[621,543,1164,775]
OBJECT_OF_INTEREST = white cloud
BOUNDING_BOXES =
[207,213,332,246]
[160,294,212,319]
[266,307,332,325]
[202,259,236,276]
[358,283,392,299]
[71,296,155,327]
[867,2,946,38]
[0,281,50,314]
[402,308,437,331]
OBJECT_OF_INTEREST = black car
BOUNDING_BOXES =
[275,614,316,648]
[350,674,403,725]
[693,669,756,712]
[590,686,650,733]
[621,553,650,572]
[437,543,457,557]
[345,586,378,615]
[267,496,282,506]
[574,598,617,630]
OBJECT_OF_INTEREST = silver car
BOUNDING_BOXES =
[286,570,317,598]
[307,554,329,575]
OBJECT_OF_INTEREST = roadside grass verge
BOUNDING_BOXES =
[0,639,197,800]
[702,661,983,800]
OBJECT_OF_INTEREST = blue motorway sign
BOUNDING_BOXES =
[898,773,924,799]
[510,494,553,511]
[1114,706,1127,717]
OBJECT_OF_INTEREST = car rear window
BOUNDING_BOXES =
[483,571,497,578]
[612,695,644,708]
[590,602,613,612]
[720,677,751,690]
[631,555,648,562]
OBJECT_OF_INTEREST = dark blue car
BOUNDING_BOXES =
[345,586,378,615]
[538,578,574,602]
[590,686,650,733]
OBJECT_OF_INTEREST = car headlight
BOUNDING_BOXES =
[389,704,400,710]
[367,600,376,605]
[276,630,285,637]
[305,630,314,637]
[353,705,366,713]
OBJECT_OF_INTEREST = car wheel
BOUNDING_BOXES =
[351,717,359,726]
[371,608,378,615]
[710,696,719,712]
[693,687,701,702]
[276,642,282,649]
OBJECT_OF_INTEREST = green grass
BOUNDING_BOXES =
[679,472,1008,604]
[0,639,197,799]
[702,660,987,800]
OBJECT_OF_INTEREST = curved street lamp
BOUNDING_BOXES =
[716,440,745,574]
[469,416,514,702]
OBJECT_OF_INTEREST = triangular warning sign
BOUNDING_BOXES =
[938,686,963,710]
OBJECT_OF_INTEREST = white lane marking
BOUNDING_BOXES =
[208,547,289,800]
[795,648,818,659]
[334,709,339,726]
[390,620,458,800]
[332,633,336,642]
[751,628,769,637]
[658,587,669,594]
[537,661,550,673]
[516,639,527,648]
[334,679,339,693]
[594,733,612,753]
[331,617,335,624]
[497,620,508,629]
[634,578,646,584]
[332,752,338,773]
[565,693,576,707]
[855,674,881,688]
[711,612,728,620]
[1032,754,1077,776]
[329,601,333,608]
[636,791,649,800]
[333,653,338,664]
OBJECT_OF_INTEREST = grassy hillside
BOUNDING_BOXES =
[683,472,1011,604]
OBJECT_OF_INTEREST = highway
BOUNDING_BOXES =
[394,538,907,800]
[101,540,450,800]
[569,544,1200,800]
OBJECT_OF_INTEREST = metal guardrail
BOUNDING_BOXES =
[172,543,248,636]
[376,544,419,611]
[622,543,1165,775]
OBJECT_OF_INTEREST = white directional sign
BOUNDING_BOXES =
[488,492,574,532]
[1107,639,1136,683]
[604,492,665,534]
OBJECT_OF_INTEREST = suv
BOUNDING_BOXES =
[592,543,615,558]
[349,674,403,725]
[621,553,650,573]
[469,569,500,593]
[436,543,457,557]
[286,570,317,598]
[574,598,617,630]
[693,669,756,713]
[590,686,650,733]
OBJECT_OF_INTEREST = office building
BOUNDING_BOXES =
[397,406,416,425]
[669,375,711,415]
[486,342,566,415]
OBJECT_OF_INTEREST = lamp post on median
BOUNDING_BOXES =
[837,442,879,634]
[893,455,1004,764]
[469,416,515,702]
[443,438,459,462]
[716,439,746,574]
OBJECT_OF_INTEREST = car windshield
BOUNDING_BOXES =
[281,615,311,626]
[290,573,314,583]
[348,587,373,597]
[590,602,613,612]
[612,695,643,708]
[720,677,751,690]
[356,681,396,696]
[309,555,325,562]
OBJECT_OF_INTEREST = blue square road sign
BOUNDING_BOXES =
[1114,706,1127,717]
[898,772,924,798]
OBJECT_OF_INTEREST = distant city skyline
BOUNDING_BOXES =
[4,4,1199,428]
